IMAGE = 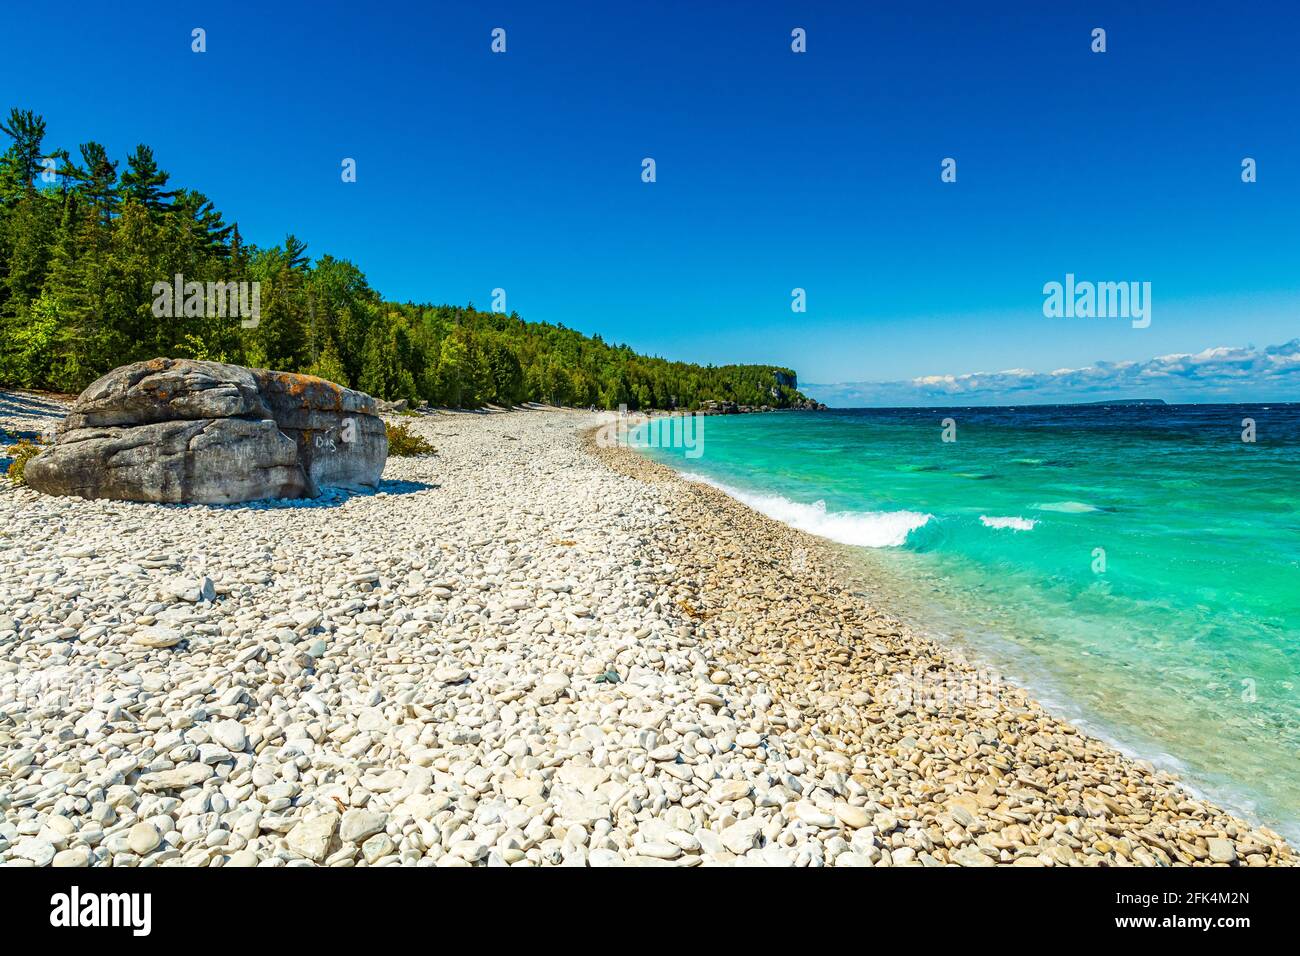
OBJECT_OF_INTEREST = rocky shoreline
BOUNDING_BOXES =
[589,428,1295,867]
[0,401,1292,866]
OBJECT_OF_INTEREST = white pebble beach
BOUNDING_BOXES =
[1,396,1293,867]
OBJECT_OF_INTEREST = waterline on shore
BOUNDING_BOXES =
[839,545,1299,845]
[600,428,1294,862]
[669,461,1300,844]
[679,471,933,549]
[633,406,1300,846]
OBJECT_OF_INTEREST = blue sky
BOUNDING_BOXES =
[3,1,1297,404]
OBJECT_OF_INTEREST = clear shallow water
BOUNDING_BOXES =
[635,405,1300,840]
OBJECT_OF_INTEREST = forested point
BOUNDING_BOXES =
[0,108,814,411]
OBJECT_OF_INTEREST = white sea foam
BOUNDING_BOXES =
[980,515,1038,531]
[679,472,931,548]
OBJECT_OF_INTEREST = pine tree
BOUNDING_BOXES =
[2,190,57,311]
[359,311,417,403]
[306,337,348,385]
[0,108,46,200]
[484,339,525,406]
[248,253,308,371]
[172,190,233,257]
[120,145,176,213]
[283,233,309,272]
[60,142,119,225]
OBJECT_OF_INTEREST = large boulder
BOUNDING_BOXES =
[25,358,388,503]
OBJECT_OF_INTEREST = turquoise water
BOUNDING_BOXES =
[635,406,1300,840]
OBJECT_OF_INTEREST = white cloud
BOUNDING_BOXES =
[804,339,1300,406]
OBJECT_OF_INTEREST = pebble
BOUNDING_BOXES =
[833,804,871,829]
[52,847,91,867]
[952,846,996,867]
[211,719,247,752]
[637,842,682,860]
[795,802,837,828]
[362,833,394,864]
[285,814,338,863]
[131,626,183,648]
[139,764,214,792]
[340,809,388,844]
[127,822,162,855]
[12,837,55,867]
[1208,838,1237,864]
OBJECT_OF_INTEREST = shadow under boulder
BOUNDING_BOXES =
[24,358,388,504]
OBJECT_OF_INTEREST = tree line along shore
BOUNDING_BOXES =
[0,108,814,412]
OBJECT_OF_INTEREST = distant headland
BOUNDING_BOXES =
[1073,398,1168,406]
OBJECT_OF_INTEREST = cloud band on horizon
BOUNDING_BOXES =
[804,339,1300,407]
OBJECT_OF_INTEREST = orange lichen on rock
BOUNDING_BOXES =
[261,370,348,410]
